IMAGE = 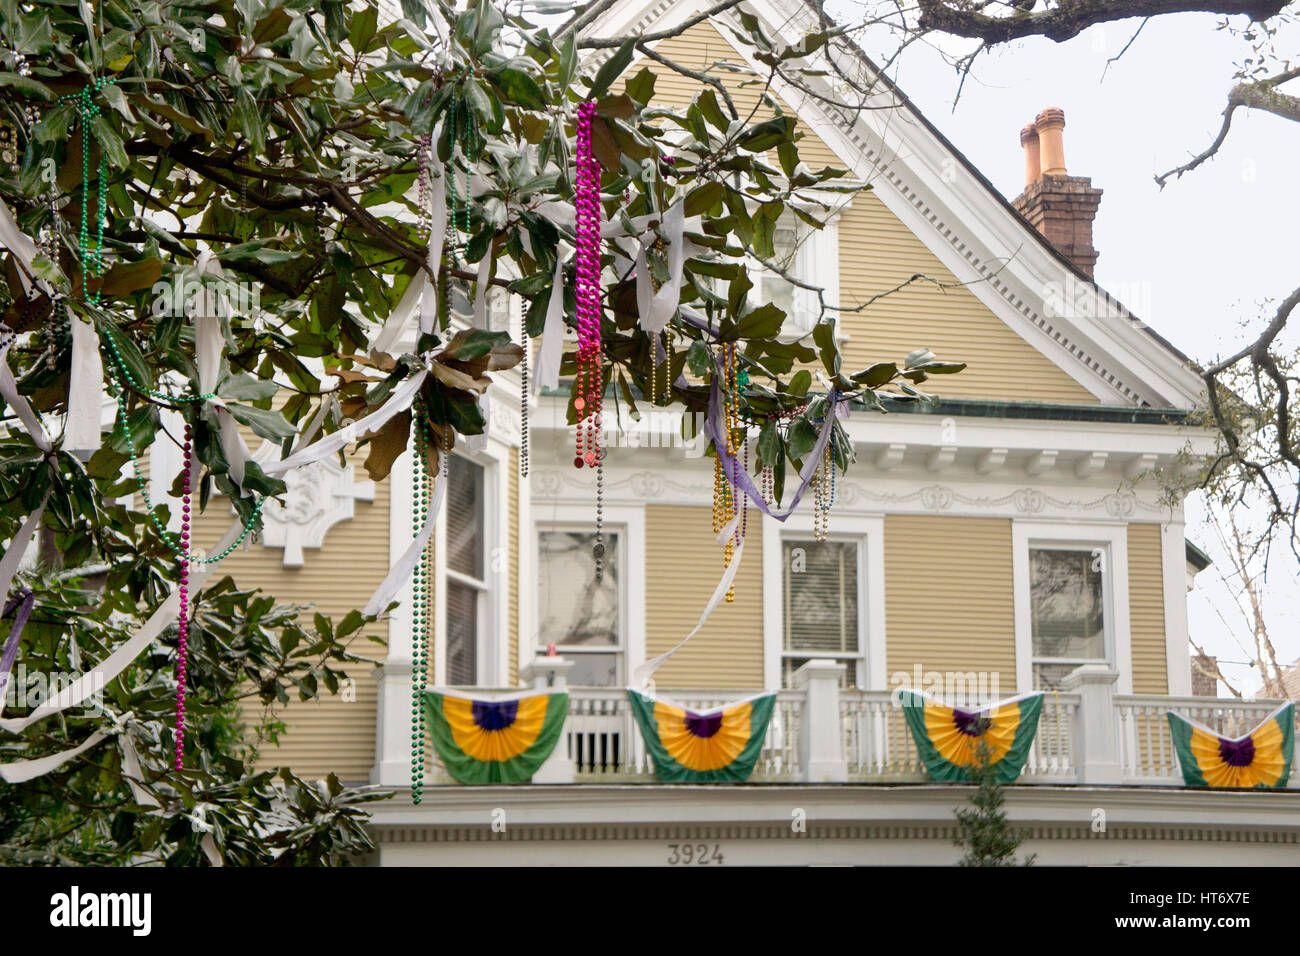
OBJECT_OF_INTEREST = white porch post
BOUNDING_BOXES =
[793,659,847,783]
[1062,664,1123,784]
[520,656,576,783]
[1162,520,1192,696]
[371,448,417,786]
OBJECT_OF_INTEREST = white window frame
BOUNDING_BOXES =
[525,503,646,687]
[434,443,510,687]
[1012,521,1133,695]
[762,512,886,690]
[742,208,843,343]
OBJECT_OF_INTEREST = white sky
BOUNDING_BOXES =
[834,5,1300,696]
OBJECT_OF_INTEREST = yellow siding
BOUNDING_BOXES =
[645,505,763,688]
[509,450,519,684]
[1128,523,1168,694]
[836,198,1098,403]
[638,21,1098,404]
[883,515,1017,685]
[189,452,389,783]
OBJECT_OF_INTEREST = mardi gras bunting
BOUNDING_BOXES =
[899,689,1044,784]
[1167,703,1294,790]
[627,690,775,783]
[423,689,568,785]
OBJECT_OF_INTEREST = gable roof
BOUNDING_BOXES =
[581,0,1207,409]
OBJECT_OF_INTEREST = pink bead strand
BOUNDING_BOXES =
[175,423,192,771]
[573,100,602,469]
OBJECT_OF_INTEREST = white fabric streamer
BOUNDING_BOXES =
[634,200,688,336]
[363,466,445,617]
[472,253,490,329]
[0,492,48,610]
[0,196,48,297]
[193,254,254,495]
[261,370,427,476]
[65,308,104,457]
[418,275,437,336]
[631,537,746,689]
[0,344,52,453]
[0,520,242,734]
[534,246,568,394]
[372,272,426,358]
[119,720,160,808]
[0,730,108,783]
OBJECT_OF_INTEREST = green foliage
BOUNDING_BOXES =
[0,0,966,862]
[0,566,387,865]
[953,739,1036,867]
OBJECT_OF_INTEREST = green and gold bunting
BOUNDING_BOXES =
[1167,703,1294,790]
[627,689,775,783]
[423,689,568,785]
[899,689,1044,784]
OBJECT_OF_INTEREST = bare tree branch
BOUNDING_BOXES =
[916,0,1289,44]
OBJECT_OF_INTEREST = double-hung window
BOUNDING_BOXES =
[444,455,486,685]
[781,537,862,687]
[1028,546,1109,690]
[536,528,622,686]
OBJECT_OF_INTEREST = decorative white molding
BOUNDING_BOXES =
[1026,450,1058,476]
[1075,451,1109,479]
[926,445,957,472]
[249,443,374,567]
[976,448,1007,474]
[1125,452,1159,480]
[875,443,906,470]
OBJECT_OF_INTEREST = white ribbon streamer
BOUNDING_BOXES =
[0,196,48,297]
[631,537,746,689]
[372,272,425,357]
[0,493,48,610]
[65,308,104,457]
[362,465,445,617]
[261,370,427,476]
[0,520,242,734]
[634,200,687,336]
[472,253,490,328]
[0,343,52,453]
[534,246,568,394]
[0,730,108,783]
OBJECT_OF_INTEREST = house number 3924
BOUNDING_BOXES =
[666,843,724,865]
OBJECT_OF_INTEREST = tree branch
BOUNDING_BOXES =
[916,0,1290,44]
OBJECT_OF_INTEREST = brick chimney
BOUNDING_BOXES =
[1012,108,1103,277]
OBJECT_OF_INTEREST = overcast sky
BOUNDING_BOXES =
[835,4,1300,695]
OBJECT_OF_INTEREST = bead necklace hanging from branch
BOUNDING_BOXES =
[572,100,606,581]
[68,79,264,771]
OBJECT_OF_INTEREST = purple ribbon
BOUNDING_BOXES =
[704,373,843,520]
[0,588,35,707]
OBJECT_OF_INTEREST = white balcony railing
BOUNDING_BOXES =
[1116,695,1300,785]
[408,660,1298,787]
[565,688,804,780]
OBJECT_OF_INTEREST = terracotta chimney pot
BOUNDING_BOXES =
[1020,123,1040,188]
[1034,106,1067,176]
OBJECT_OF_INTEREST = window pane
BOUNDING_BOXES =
[1033,662,1082,692]
[784,539,858,654]
[538,530,619,646]
[1030,548,1105,659]
[783,656,856,689]
[446,456,484,579]
[561,652,619,687]
[446,581,477,685]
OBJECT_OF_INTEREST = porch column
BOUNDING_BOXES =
[520,656,576,783]
[1062,664,1123,784]
[371,448,417,786]
[793,659,847,783]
